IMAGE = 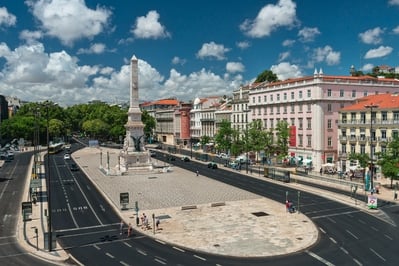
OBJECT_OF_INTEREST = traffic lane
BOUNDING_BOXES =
[312,209,399,265]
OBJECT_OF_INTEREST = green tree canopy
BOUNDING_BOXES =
[378,136,399,188]
[214,120,235,154]
[254,70,278,83]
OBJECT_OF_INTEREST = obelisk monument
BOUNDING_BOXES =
[124,55,145,152]
[118,55,152,173]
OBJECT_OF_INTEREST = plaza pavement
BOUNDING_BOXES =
[16,147,398,263]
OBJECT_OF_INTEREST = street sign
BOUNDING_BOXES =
[367,195,378,209]
[120,192,129,210]
[22,201,32,221]
[30,179,41,189]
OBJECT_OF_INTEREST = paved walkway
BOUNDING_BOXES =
[17,147,398,263]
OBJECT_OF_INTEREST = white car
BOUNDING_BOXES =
[64,153,71,160]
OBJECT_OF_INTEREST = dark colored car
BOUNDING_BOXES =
[181,156,190,162]
[208,162,218,169]
[70,163,79,171]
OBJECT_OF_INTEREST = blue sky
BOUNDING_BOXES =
[1,0,399,106]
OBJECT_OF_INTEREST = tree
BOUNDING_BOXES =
[378,136,399,188]
[82,119,110,139]
[214,120,235,154]
[275,120,290,159]
[254,70,278,83]
[247,120,272,162]
[142,110,156,143]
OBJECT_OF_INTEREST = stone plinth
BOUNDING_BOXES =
[119,151,153,174]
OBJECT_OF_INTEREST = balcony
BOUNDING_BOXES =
[358,135,367,144]
[349,136,357,144]
[339,136,347,144]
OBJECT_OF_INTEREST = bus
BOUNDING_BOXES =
[264,167,290,183]
[48,143,63,154]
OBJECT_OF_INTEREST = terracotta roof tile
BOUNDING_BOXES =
[341,93,399,111]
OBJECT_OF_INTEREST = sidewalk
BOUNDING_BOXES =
[16,152,71,264]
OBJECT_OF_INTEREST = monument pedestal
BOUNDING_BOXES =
[119,151,153,174]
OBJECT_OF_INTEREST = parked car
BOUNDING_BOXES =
[64,153,71,160]
[181,156,190,162]
[207,162,218,169]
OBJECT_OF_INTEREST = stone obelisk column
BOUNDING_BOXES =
[124,55,145,153]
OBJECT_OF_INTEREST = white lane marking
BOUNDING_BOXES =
[312,210,361,219]
[193,254,206,261]
[306,251,335,266]
[99,204,105,212]
[353,258,362,265]
[358,219,366,224]
[136,249,147,256]
[155,239,165,245]
[56,222,120,233]
[105,252,114,259]
[123,242,132,248]
[172,246,185,252]
[120,261,130,266]
[345,229,359,240]
[67,202,79,228]
[340,247,349,254]
[154,258,166,265]
[369,248,386,262]
[384,234,393,240]
[319,227,326,234]
[327,217,336,224]
[371,226,378,231]
[93,244,100,250]
[329,237,337,244]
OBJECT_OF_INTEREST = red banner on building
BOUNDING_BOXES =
[289,126,296,146]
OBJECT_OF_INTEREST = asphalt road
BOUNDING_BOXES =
[0,152,58,266]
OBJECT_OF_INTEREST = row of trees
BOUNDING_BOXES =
[0,101,156,146]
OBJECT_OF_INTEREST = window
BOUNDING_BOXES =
[270,119,274,128]
[263,119,267,128]
[299,118,303,129]
[327,89,332,97]
[291,91,295,100]
[364,91,368,96]
[283,105,287,114]
[360,112,366,123]
[277,94,280,101]
[270,106,273,114]
[257,107,261,115]
[283,92,287,100]
[360,128,365,140]
[290,118,295,126]
[360,145,365,154]
[276,106,280,114]
[340,103,345,108]
[299,91,303,98]
[307,118,311,129]
[252,96,255,103]
[327,103,332,112]
[307,104,311,112]
[290,103,295,113]
[328,137,332,147]
[381,130,387,140]
[258,96,261,103]
[342,113,347,123]
[307,90,311,97]
[264,95,267,102]
[350,144,355,153]
[327,119,332,129]
[341,144,347,153]
[394,111,399,122]
[263,107,267,115]
[381,111,387,122]
[270,94,273,102]
[352,90,356,97]
[351,112,356,123]
[340,89,344,97]
[299,104,303,113]
[299,135,303,146]
[307,135,312,147]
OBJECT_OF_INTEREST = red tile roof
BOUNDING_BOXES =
[341,93,399,111]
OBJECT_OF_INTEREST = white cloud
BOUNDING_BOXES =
[282,39,295,47]
[310,45,341,66]
[240,0,297,38]
[364,46,393,59]
[171,56,187,65]
[358,27,384,45]
[77,43,106,54]
[388,0,399,6]
[361,63,374,72]
[226,62,245,73]
[270,62,302,80]
[278,51,290,61]
[25,0,111,46]
[393,26,399,34]
[196,42,230,60]
[132,10,170,39]
[298,27,320,42]
[0,42,245,106]
[0,7,16,27]
[19,30,43,44]
[236,41,251,49]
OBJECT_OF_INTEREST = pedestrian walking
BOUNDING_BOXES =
[196,170,199,176]
[127,223,132,237]
[156,218,160,230]
[119,220,124,235]
[394,191,398,200]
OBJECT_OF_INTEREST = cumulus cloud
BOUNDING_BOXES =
[298,27,320,42]
[282,39,295,47]
[393,26,399,34]
[358,27,384,45]
[270,62,302,80]
[0,7,16,27]
[240,0,297,38]
[0,42,244,106]
[131,10,170,39]
[171,56,187,65]
[388,0,399,6]
[310,45,341,66]
[25,0,111,46]
[77,43,107,54]
[361,63,374,72]
[364,46,393,59]
[196,42,230,60]
[278,51,290,62]
[236,41,251,49]
[226,62,245,73]
[19,30,43,44]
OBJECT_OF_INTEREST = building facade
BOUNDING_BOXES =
[248,69,399,170]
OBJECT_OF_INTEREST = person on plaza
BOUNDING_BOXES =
[196,170,199,176]
[156,218,160,230]
[127,223,132,237]
[320,167,323,175]
[285,200,290,212]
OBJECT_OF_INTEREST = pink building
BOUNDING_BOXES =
[248,69,399,170]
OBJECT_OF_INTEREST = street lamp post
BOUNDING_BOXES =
[365,103,378,192]
[45,102,52,251]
